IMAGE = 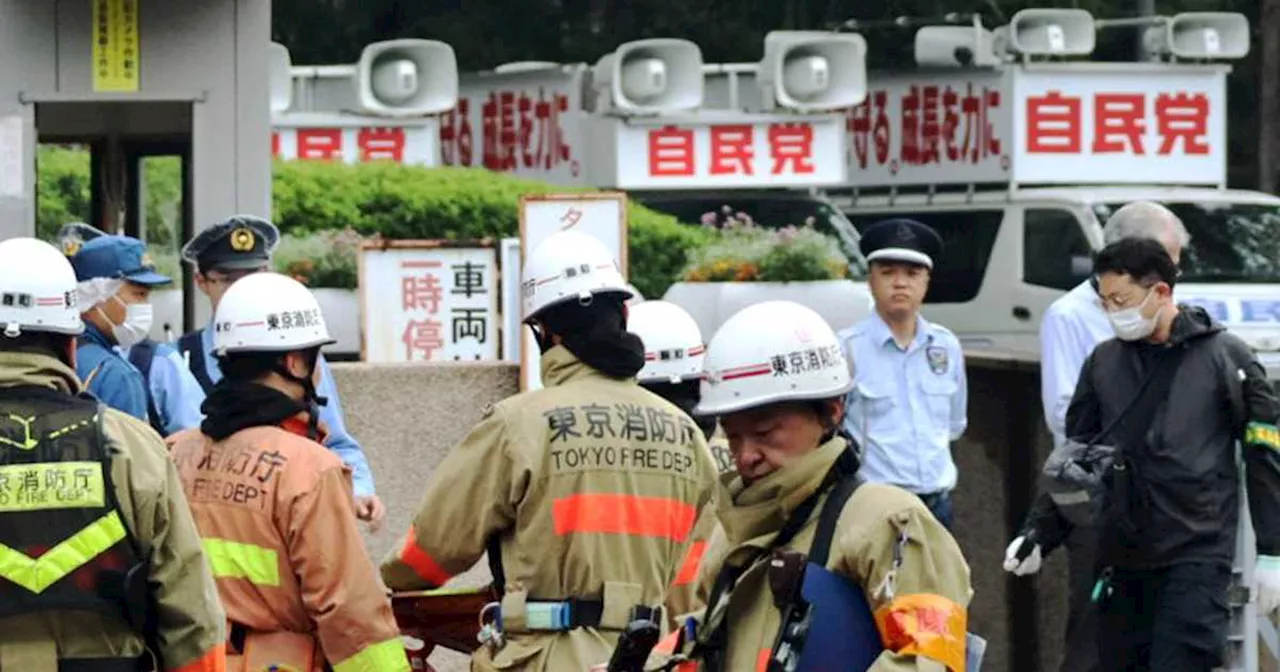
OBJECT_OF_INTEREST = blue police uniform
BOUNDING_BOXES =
[69,235,172,426]
[59,222,207,436]
[838,219,968,528]
[178,215,377,497]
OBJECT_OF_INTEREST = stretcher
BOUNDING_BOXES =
[392,584,500,667]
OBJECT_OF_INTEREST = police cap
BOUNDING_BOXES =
[181,215,280,272]
[70,235,172,286]
[858,218,943,270]
[56,222,109,257]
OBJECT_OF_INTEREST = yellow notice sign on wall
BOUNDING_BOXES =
[91,0,140,92]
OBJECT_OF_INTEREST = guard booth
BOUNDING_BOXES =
[0,0,272,333]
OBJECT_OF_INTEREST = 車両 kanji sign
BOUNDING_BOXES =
[359,243,500,363]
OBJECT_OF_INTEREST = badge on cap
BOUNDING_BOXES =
[926,346,949,375]
[229,227,256,252]
[61,239,83,256]
[895,222,917,244]
[140,253,154,268]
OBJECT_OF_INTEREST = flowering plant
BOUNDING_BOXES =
[681,207,851,282]
[272,227,380,289]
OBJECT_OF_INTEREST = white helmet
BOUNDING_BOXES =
[212,272,334,355]
[696,300,853,416]
[0,238,83,338]
[522,230,633,321]
[628,300,705,385]
[625,284,645,307]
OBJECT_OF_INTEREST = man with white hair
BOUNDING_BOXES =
[1003,201,1189,672]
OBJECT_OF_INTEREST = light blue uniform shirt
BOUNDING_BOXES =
[120,341,207,436]
[839,312,968,494]
[1039,280,1115,449]
[196,323,376,497]
[76,323,150,422]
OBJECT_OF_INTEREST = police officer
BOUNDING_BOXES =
[58,223,207,437]
[69,234,173,424]
[381,230,718,671]
[168,272,410,672]
[179,215,384,528]
[655,300,973,671]
[838,218,968,529]
[626,300,728,628]
[0,237,226,671]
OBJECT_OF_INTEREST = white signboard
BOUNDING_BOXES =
[608,115,848,189]
[271,116,440,166]
[844,70,1013,187]
[1010,67,1227,186]
[518,193,628,390]
[358,243,499,362]
[438,68,588,186]
[500,237,522,363]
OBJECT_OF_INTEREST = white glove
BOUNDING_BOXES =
[1256,555,1280,617]
[1003,536,1043,576]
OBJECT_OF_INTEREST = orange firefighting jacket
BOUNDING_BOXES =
[381,346,719,671]
[167,415,409,672]
[0,352,226,672]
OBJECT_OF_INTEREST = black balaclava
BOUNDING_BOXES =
[201,347,329,442]
[531,293,646,379]
[642,379,716,440]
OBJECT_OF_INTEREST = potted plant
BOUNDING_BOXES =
[662,208,873,341]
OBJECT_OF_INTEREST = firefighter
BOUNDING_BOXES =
[626,300,726,627]
[655,300,973,671]
[178,215,383,529]
[0,238,226,672]
[165,271,409,672]
[381,229,719,671]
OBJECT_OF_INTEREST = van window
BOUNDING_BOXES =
[848,210,1003,304]
[1023,209,1092,290]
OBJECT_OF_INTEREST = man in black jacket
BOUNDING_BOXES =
[1022,237,1280,671]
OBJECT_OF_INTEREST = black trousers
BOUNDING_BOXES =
[1097,561,1232,672]
[1059,524,1101,672]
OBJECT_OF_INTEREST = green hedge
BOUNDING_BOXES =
[35,146,711,298]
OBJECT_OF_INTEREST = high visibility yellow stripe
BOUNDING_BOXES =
[332,636,411,672]
[1246,422,1280,452]
[0,510,126,593]
[203,538,280,587]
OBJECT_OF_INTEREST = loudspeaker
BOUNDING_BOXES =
[914,25,999,68]
[995,8,1096,57]
[1146,12,1250,60]
[268,42,293,114]
[592,38,704,115]
[354,39,459,117]
[758,31,867,112]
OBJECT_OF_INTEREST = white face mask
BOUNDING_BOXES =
[102,297,153,349]
[1106,288,1160,341]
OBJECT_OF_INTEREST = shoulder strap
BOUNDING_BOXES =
[127,340,165,436]
[1088,343,1188,453]
[487,534,505,595]
[809,472,864,567]
[178,330,215,393]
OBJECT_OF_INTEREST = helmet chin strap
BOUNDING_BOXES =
[275,349,328,441]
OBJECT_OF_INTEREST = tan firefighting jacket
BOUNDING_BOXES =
[664,434,733,627]
[381,346,719,671]
[681,436,973,672]
[167,415,409,672]
[0,352,226,672]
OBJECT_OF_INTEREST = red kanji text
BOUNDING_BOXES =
[1092,94,1146,154]
[358,127,406,162]
[1026,91,1082,153]
[440,98,473,166]
[296,129,343,161]
[709,125,754,175]
[403,318,445,361]
[768,123,815,175]
[848,91,891,169]
[1155,93,1210,155]
[648,126,696,176]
